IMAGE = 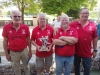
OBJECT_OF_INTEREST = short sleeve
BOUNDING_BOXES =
[53,31,60,39]
[72,28,78,39]
[31,28,36,41]
[50,26,54,38]
[2,25,8,38]
[25,25,30,38]
[92,25,97,38]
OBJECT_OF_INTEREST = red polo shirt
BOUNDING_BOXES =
[2,22,30,52]
[53,27,78,56]
[70,21,97,58]
[31,25,54,57]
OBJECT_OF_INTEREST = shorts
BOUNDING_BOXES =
[98,36,100,40]
[36,55,53,68]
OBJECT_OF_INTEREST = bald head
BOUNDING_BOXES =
[79,8,89,14]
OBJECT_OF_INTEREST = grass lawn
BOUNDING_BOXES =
[91,70,100,75]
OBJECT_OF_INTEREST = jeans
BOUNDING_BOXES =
[74,55,92,75]
[55,54,74,75]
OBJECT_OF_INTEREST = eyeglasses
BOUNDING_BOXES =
[13,16,21,18]
[80,13,89,14]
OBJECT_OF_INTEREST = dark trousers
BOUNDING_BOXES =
[74,55,92,75]
[0,56,1,63]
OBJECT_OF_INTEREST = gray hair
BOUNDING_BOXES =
[38,13,46,20]
[10,10,22,16]
[60,14,69,22]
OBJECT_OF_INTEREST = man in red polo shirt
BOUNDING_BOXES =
[31,13,54,75]
[53,14,78,75]
[2,10,32,75]
[70,8,98,75]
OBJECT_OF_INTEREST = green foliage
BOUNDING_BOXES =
[66,9,80,19]
[40,0,97,16]
[0,0,39,14]
[24,1,40,14]
[0,0,40,23]
[0,0,98,19]
[6,11,10,15]
[90,11,99,19]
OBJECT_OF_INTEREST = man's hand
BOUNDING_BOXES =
[28,51,32,58]
[36,45,41,52]
[92,51,97,58]
[6,54,11,61]
[47,45,52,52]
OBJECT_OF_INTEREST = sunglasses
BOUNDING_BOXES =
[13,16,21,18]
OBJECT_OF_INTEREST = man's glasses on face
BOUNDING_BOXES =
[80,13,89,14]
[13,16,21,18]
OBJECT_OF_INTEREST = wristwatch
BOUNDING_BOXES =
[93,50,98,52]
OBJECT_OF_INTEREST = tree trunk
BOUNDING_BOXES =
[17,0,21,11]
[21,8,24,23]
[21,0,24,23]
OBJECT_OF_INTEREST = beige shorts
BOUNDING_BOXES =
[36,55,53,68]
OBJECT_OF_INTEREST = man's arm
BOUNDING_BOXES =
[93,37,97,50]
[27,37,32,58]
[3,38,8,55]
[53,39,67,46]
[31,40,41,51]
[92,37,98,58]
[3,38,11,61]
[31,40,38,48]
[59,36,78,44]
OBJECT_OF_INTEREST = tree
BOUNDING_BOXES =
[66,9,80,19]
[40,0,97,16]
[16,0,40,23]
[90,11,99,19]
[0,0,39,23]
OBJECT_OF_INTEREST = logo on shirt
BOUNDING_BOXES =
[69,31,73,35]
[60,32,62,35]
[22,29,26,34]
[77,27,79,29]
[89,26,92,31]
[37,32,40,35]
[9,31,12,34]
[47,30,51,34]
